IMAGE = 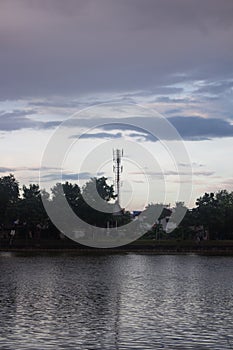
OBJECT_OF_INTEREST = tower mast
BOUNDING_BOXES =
[113,149,123,206]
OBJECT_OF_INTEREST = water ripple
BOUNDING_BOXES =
[0,253,232,349]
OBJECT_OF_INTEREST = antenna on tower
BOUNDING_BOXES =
[113,148,123,206]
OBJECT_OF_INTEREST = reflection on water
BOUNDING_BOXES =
[0,253,233,349]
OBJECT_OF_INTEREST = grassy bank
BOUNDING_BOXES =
[1,237,233,255]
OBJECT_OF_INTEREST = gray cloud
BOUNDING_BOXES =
[72,130,154,141]
[169,116,233,140]
[40,171,105,182]
[0,0,233,99]
[2,108,233,141]
[28,100,84,109]
[0,110,36,131]
[68,115,233,141]
[78,132,122,140]
[179,162,204,168]
[41,121,61,129]
[164,108,184,116]
[0,165,62,174]
[155,97,193,104]
[124,87,184,98]
[0,110,60,131]
[195,80,233,96]
[0,166,15,173]
[129,169,215,177]
[62,171,105,181]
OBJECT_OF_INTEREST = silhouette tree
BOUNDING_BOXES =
[0,174,19,224]
[51,181,81,213]
[195,191,233,239]
[78,177,117,227]
[19,184,49,225]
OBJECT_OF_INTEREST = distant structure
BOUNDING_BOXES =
[113,149,123,206]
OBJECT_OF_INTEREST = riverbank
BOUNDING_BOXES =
[1,238,233,255]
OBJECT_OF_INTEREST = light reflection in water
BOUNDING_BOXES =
[0,253,232,349]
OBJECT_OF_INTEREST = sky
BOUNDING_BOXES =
[0,0,233,210]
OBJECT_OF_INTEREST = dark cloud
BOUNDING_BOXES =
[26,166,62,172]
[0,110,36,131]
[79,132,122,140]
[54,114,233,141]
[40,171,105,182]
[128,132,158,142]
[0,110,60,131]
[71,128,157,142]
[0,0,233,99]
[2,108,233,141]
[99,116,233,141]
[169,116,233,140]
[62,171,105,181]
[165,108,184,116]
[41,121,61,129]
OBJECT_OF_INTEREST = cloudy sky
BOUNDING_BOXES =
[1,0,233,209]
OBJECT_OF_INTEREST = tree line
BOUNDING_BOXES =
[0,174,130,240]
[146,190,233,241]
[0,174,233,241]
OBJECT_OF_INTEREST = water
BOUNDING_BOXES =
[0,252,232,349]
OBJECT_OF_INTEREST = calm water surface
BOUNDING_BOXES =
[0,252,232,349]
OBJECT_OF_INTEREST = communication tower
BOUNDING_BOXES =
[113,149,123,206]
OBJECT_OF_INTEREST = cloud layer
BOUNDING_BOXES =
[1,0,233,99]
[69,116,233,141]
[1,108,233,142]
[0,110,60,131]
